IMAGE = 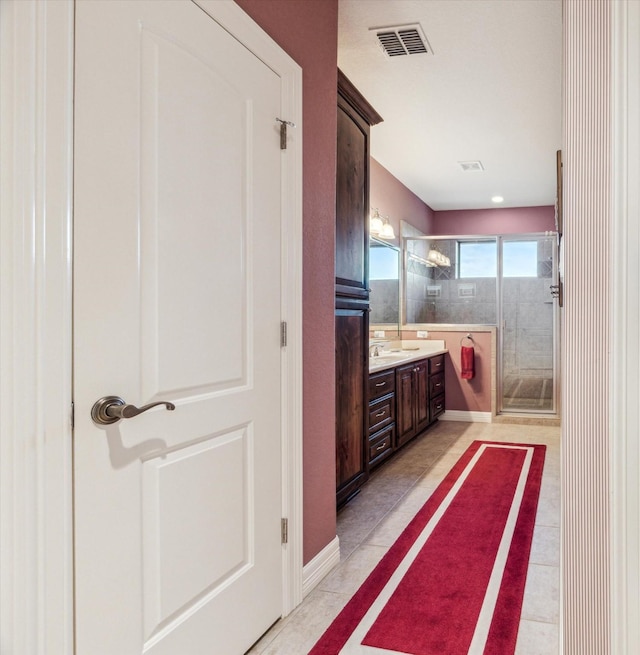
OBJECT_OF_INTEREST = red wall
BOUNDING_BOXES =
[401,330,493,413]
[370,158,435,242]
[234,0,338,564]
[428,331,493,413]
[431,206,556,235]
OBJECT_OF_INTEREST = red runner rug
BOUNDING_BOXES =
[309,440,546,655]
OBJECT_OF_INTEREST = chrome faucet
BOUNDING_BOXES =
[369,344,380,357]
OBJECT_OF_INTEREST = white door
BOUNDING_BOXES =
[73,2,284,653]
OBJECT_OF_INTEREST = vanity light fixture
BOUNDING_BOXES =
[370,208,396,239]
[427,244,451,267]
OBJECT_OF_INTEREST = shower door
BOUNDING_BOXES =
[499,235,559,415]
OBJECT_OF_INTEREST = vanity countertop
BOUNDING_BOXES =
[369,340,448,373]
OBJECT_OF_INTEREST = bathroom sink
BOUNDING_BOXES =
[369,352,412,370]
[372,352,410,361]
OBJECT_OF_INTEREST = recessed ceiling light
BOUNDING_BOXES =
[491,195,504,203]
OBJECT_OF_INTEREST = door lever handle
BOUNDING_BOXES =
[91,395,176,425]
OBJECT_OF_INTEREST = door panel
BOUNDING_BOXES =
[499,235,558,414]
[335,104,368,297]
[74,2,283,653]
[396,365,415,446]
[141,429,250,639]
[335,306,368,505]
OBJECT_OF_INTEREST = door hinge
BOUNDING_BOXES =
[71,401,75,429]
[276,118,296,150]
[281,518,288,545]
[281,321,287,347]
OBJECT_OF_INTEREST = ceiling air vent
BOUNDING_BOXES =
[371,24,432,58]
[458,161,485,172]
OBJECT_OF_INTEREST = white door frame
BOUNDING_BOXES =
[0,2,302,653]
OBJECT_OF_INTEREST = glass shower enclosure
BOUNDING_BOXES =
[402,232,559,417]
[499,234,558,414]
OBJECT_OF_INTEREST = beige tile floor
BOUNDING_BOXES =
[248,420,560,655]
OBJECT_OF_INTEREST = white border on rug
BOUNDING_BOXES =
[338,444,535,655]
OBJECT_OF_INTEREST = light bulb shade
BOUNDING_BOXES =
[370,208,383,235]
[379,222,395,239]
[370,216,383,235]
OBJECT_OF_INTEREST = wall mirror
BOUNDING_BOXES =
[369,237,400,335]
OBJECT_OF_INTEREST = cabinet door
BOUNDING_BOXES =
[335,304,369,505]
[335,102,369,298]
[396,364,416,447]
[414,360,430,434]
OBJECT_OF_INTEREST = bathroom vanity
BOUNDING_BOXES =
[367,344,447,474]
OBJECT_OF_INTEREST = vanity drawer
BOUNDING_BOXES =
[369,425,395,467]
[368,395,395,434]
[430,393,445,420]
[429,354,445,375]
[369,369,395,401]
[429,372,445,397]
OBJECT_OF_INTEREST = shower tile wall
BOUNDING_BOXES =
[370,279,399,324]
[405,239,497,325]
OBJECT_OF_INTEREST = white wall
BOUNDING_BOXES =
[562,0,640,652]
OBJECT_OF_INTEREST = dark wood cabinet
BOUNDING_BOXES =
[335,70,382,507]
[336,106,367,298]
[358,353,447,496]
[429,355,446,421]
[367,369,396,468]
[335,70,383,300]
[335,301,369,506]
[396,360,430,448]
[395,354,446,448]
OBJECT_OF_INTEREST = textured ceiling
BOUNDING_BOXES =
[338,0,562,211]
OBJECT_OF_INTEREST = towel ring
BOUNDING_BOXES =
[460,334,474,346]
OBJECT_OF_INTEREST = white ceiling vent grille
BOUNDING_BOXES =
[458,161,485,172]
[371,24,431,58]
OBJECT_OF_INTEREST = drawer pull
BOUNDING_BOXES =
[435,362,442,367]
[375,410,386,418]
[436,403,443,410]
[435,382,442,388]
[375,381,386,387]
[376,442,387,451]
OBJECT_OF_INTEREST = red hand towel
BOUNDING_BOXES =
[461,346,475,379]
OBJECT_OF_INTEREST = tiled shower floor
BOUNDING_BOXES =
[503,376,554,412]
[248,420,560,655]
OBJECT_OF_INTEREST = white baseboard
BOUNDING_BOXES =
[439,410,492,423]
[302,536,340,597]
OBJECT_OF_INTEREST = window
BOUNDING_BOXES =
[503,241,538,277]
[369,241,399,280]
[457,240,496,278]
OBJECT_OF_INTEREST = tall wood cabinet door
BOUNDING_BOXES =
[396,364,416,447]
[414,360,430,434]
[335,305,369,505]
[335,70,382,300]
[335,102,369,298]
